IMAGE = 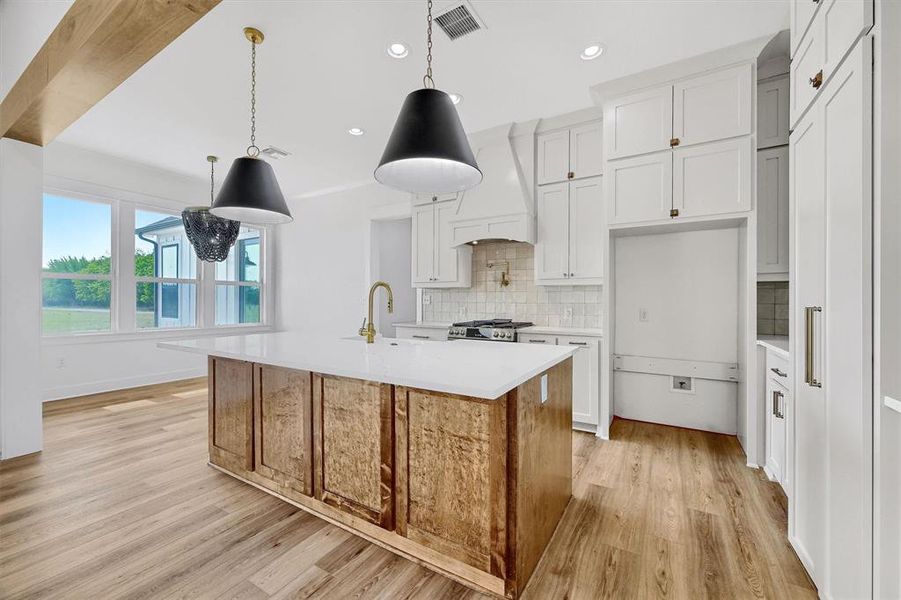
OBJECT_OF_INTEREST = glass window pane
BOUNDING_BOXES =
[216,284,261,325]
[42,195,111,274]
[136,283,197,329]
[135,210,197,278]
[42,278,111,335]
[216,227,261,282]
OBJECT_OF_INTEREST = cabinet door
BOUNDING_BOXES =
[791,0,820,58]
[395,386,507,577]
[313,374,394,528]
[434,199,461,283]
[765,377,788,486]
[820,0,873,86]
[208,356,254,473]
[535,182,570,282]
[790,22,825,129]
[672,64,752,148]
[567,176,604,281]
[604,85,673,160]
[757,146,790,275]
[254,364,313,497]
[569,122,603,179]
[536,130,570,185]
[411,203,435,285]
[607,151,672,225]
[558,336,599,426]
[758,76,790,149]
[672,137,751,218]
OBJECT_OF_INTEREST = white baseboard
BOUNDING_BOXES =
[573,422,598,434]
[42,368,206,401]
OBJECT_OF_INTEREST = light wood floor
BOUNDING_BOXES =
[0,379,816,599]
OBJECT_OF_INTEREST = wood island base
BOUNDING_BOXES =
[207,355,573,599]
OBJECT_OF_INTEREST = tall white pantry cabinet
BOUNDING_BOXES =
[789,0,874,593]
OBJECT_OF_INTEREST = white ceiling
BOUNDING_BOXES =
[6,0,789,198]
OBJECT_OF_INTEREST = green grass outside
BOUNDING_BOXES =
[42,308,155,335]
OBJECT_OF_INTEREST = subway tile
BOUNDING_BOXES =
[757,286,775,304]
[775,304,789,320]
[757,318,775,335]
[757,303,775,319]
[774,319,789,335]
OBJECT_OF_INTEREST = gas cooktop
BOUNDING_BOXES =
[448,319,534,342]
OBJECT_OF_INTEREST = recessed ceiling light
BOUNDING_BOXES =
[448,92,463,105]
[348,127,365,136]
[386,42,409,59]
[580,43,605,61]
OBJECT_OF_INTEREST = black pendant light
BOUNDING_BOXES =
[182,156,241,262]
[211,27,292,225]
[374,0,481,194]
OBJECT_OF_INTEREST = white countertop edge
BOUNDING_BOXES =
[393,322,603,338]
[158,339,576,401]
[757,336,789,357]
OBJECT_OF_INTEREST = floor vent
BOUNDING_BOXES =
[434,2,484,40]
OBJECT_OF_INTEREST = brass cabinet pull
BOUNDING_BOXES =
[670,208,680,218]
[809,70,823,89]
[804,306,823,387]
[770,367,787,377]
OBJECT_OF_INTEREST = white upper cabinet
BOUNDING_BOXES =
[410,197,471,288]
[790,0,820,58]
[672,64,752,148]
[606,151,672,225]
[603,86,673,160]
[757,146,789,276]
[568,122,604,180]
[757,75,790,149]
[672,137,752,218]
[535,182,570,282]
[567,177,605,282]
[789,0,873,129]
[535,176,604,285]
[536,122,603,185]
[536,130,570,185]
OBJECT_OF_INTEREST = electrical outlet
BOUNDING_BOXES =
[423,294,431,305]
[563,307,573,319]
[639,308,649,322]
[458,306,467,318]
[56,358,66,369]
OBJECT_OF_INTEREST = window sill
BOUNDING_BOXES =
[41,324,274,346]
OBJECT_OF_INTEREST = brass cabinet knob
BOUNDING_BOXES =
[670,137,680,147]
[670,208,680,218]
[809,70,823,89]
[567,171,575,179]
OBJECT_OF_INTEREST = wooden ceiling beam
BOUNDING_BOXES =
[0,0,220,147]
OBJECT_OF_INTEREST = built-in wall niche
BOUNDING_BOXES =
[612,227,741,434]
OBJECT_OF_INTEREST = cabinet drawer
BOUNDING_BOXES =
[766,349,791,388]
[396,327,447,341]
[518,333,558,345]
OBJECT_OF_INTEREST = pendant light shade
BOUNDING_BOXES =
[182,155,241,262]
[375,0,481,194]
[375,88,481,194]
[211,156,292,224]
[210,26,292,225]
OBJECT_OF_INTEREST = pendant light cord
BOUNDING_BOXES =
[247,39,260,158]
[209,159,215,206]
[423,0,434,89]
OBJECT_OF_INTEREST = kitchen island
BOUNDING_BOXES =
[160,332,574,598]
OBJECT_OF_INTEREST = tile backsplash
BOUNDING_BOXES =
[421,241,603,328]
[757,281,789,336]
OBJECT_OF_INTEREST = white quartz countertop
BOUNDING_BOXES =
[393,322,603,337]
[159,332,576,400]
[757,335,789,356]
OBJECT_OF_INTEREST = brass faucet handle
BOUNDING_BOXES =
[358,318,368,336]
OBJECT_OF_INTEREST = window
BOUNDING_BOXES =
[135,210,198,329]
[41,195,113,335]
[216,227,262,325]
[41,192,267,337]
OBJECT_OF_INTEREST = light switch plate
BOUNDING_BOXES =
[540,374,549,404]
[423,294,431,305]
[639,308,649,322]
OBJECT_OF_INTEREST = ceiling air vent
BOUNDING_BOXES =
[434,1,484,41]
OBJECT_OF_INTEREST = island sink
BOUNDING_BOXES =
[160,332,574,598]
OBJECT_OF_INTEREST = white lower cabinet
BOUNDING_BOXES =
[519,333,600,428]
[764,351,790,487]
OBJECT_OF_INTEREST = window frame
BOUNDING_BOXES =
[40,179,273,343]
[214,227,265,327]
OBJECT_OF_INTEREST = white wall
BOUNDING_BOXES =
[0,139,43,458]
[275,183,409,336]
[613,228,740,433]
[370,218,415,337]
[40,143,210,401]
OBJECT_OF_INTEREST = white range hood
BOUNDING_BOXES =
[448,121,537,246]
